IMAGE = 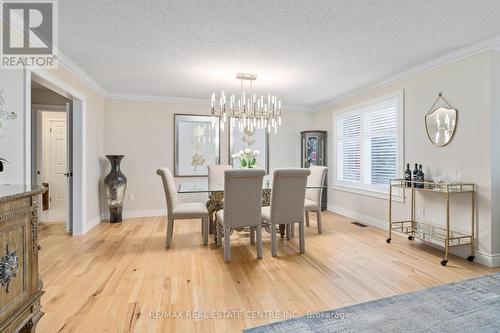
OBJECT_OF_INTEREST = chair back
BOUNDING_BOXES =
[223,169,265,228]
[156,167,177,216]
[270,168,311,225]
[208,164,232,190]
[306,166,328,204]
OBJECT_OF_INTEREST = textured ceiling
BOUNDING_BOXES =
[58,0,500,107]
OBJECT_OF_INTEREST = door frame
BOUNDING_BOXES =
[24,68,87,236]
[33,107,69,226]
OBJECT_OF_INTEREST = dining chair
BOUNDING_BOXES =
[216,169,265,262]
[208,164,233,188]
[262,168,311,257]
[156,167,209,248]
[207,164,232,233]
[305,166,328,234]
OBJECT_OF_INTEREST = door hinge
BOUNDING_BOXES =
[49,197,52,202]
[50,127,52,133]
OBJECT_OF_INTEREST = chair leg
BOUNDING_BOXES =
[216,222,222,247]
[290,223,295,238]
[256,225,263,259]
[316,210,323,234]
[250,226,256,244]
[271,223,277,257]
[299,222,305,254]
[305,211,310,227]
[202,217,208,245]
[166,218,174,248]
[286,224,291,240]
[224,226,231,262]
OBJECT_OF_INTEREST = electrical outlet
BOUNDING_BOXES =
[418,209,425,218]
[129,193,134,201]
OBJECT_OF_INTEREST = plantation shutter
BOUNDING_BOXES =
[335,95,400,189]
[364,98,398,185]
[336,113,361,182]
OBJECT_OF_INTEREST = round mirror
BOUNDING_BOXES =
[425,106,457,146]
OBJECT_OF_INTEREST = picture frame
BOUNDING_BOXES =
[229,121,269,174]
[174,114,220,177]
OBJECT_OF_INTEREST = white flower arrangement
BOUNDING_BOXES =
[232,148,259,168]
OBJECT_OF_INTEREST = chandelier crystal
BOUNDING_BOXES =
[210,73,282,134]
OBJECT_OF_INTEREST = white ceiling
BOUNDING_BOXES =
[58,0,500,107]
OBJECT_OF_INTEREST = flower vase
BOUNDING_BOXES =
[104,155,127,223]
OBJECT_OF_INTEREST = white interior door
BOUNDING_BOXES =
[49,119,67,210]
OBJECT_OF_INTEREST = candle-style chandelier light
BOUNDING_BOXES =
[210,73,282,134]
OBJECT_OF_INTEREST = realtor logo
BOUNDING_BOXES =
[1,0,58,69]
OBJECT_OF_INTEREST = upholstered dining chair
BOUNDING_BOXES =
[305,166,328,234]
[262,168,311,257]
[156,167,209,248]
[207,164,232,233]
[208,164,233,189]
[216,169,265,262]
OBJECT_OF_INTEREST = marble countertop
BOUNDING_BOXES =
[0,185,46,203]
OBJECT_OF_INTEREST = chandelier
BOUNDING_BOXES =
[210,73,282,134]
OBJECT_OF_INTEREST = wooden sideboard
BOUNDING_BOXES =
[0,185,45,333]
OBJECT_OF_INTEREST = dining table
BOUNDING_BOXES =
[178,178,324,242]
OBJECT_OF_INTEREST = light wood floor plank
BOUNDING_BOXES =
[37,212,499,332]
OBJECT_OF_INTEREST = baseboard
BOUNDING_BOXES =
[327,204,500,267]
[474,250,500,267]
[81,214,102,235]
[101,209,165,220]
[327,204,386,230]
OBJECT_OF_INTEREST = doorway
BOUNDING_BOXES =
[31,80,73,233]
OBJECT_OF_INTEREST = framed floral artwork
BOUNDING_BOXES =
[174,114,220,177]
[229,124,269,174]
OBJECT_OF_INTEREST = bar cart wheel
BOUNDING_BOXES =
[441,260,448,266]
[467,256,475,262]
[386,238,391,243]
[408,236,414,240]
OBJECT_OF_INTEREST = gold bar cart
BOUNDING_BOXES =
[387,179,476,266]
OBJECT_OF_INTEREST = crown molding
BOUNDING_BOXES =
[314,34,500,112]
[283,104,316,112]
[52,35,500,113]
[5,9,107,97]
[104,93,208,105]
[57,53,107,97]
[105,92,315,112]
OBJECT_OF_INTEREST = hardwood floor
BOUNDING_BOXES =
[37,212,498,332]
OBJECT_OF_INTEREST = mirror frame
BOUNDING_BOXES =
[425,106,458,147]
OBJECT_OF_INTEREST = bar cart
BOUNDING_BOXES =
[387,179,475,266]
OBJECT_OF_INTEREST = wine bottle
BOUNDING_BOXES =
[418,164,425,188]
[412,163,419,187]
[404,163,411,187]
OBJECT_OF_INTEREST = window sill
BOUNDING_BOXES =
[331,183,405,203]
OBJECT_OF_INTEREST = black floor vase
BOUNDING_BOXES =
[104,155,127,223]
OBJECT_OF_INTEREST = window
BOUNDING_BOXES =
[334,93,402,194]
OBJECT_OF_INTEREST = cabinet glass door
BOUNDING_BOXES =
[306,136,318,167]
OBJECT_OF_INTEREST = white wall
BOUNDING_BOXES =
[103,98,315,215]
[32,88,70,106]
[0,71,25,184]
[0,66,105,233]
[316,51,497,265]
[491,50,500,256]
[44,67,105,228]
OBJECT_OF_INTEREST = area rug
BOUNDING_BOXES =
[244,273,500,333]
